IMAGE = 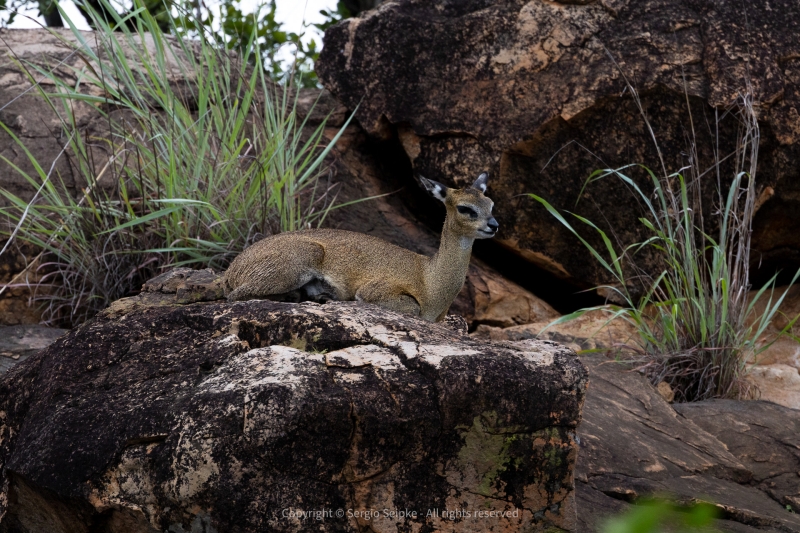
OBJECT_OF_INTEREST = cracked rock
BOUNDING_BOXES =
[0,277,587,532]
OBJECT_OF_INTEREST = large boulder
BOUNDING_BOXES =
[317,0,800,289]
[0,269,587,533]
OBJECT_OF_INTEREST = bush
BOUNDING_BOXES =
[602,498,719,533]
[531,93,799,402]
[0,1,354,327]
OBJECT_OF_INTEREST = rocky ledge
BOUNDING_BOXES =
[0,325,65,375]
[0,269,587,533]
[576,353,800,532]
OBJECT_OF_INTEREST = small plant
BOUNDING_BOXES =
[602,498,719,533]
[0,0,355,327]
[531,93,799,402]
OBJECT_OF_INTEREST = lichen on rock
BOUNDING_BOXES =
[0,270,587,532]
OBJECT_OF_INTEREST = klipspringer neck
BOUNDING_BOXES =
[425,218,474,302]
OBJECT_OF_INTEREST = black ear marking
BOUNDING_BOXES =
[472,172,489,193]
[418,175,448,202]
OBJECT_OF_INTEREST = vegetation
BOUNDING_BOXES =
[531,92,799,402]
[602,498,719,533]
[0,1,355,327]
[172,0,350,87]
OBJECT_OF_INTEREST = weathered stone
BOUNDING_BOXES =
[472,308,636,353]
[747,285,800,409]
[748,364,800,413]
[317,0,800,289]
[656,381,674,403]
[716,286,800,410]
[674,400,800,523]
[0,325,65,375]
[0,245,41,326]
[459,268,559,328]
[0,291,587,532]
[142,267,225,304]
[576,353,800,532]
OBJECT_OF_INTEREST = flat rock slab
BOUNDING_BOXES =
[675,400,800,520]
[576,353,800,533]
[0,294,587,533]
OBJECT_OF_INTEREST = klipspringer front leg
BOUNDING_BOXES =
[355,279,421,317]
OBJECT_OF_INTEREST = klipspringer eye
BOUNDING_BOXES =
[457,205,478,217]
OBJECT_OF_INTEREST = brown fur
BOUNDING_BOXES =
[223,173,498,321]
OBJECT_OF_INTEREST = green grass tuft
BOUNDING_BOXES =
[531,93,799,402]
[0,0,356,327]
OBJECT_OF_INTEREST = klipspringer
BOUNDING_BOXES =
[223,172,499,322]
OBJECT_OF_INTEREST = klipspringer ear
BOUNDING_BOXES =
[472,172,489,193]
[419,175,449,202]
